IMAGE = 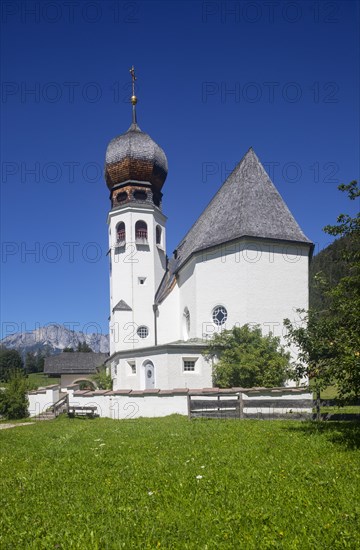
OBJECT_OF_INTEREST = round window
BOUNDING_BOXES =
[212,305,228,326]
[137,326,149,339]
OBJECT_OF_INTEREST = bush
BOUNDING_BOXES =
[206,324,291,388]
[92,365,112,390]
[0,371,29,420]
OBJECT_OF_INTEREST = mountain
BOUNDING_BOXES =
[0,324,109,355]
[309,234,356,311]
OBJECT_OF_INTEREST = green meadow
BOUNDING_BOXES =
[0,416,359,549]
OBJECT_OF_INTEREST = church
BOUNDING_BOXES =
[105,69,313,391]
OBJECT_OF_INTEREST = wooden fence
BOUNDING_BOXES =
[188,391,360,421]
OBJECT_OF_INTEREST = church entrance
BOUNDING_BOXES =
[144,361,155,389]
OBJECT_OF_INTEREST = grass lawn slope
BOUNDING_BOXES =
[0,416,359,549]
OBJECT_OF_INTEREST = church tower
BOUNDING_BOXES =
[105,68,168,355]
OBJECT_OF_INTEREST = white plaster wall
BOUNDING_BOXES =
[177,239,309,346]
[28,385,60,417]
[108,204,167,354]
[112,350,212,391]
[157,283,180,344]
[66,388,312,419]
[177,259,198,341]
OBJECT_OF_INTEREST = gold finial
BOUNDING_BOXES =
[130,65,137,105]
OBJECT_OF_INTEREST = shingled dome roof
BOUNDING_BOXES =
[105,122,168,191]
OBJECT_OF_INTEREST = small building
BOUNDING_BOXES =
[44,352,108,391]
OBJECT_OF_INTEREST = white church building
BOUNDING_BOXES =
[104,72,313,392]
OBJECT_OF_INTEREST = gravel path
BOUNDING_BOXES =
[0,422,35,430]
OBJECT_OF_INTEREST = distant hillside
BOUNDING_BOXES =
[0,324,109,356]
[309,234,356,311]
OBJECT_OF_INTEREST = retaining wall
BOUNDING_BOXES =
[27,384,312,419]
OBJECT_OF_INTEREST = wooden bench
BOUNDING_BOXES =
[68,405,97,418]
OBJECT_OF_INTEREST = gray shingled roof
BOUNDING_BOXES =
[44,352,108,375]
[155,147,312,303]
[113,299,132,312]
[173,147,312,271]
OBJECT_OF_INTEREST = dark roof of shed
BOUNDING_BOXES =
[44,352,109,375]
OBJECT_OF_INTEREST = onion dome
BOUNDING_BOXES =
[105,66,168,192]
[105,121,168,191]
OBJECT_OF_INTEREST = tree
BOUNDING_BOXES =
[321,181,360,399]
[92,366,112,390]
[76,341,92,352]
[0,349,24,382]
[285,181,360,400]
[205,325,291,388]
[63,347,74,352]
[25,352,37,374]
[0,370,29,420]
[309,234,356,311]
[284,310,333,393]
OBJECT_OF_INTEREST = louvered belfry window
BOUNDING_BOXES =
[135,220,148,242]
[116,222,126,243]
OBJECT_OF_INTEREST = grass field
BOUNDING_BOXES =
[0,416,359,549]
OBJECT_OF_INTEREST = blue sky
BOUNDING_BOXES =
[1,0,359,338]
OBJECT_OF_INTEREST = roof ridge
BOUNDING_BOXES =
[172,147,312,272]
[175,148,254,253]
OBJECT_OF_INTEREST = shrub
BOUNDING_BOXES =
[0,371,29,420]
[206,324,291,388]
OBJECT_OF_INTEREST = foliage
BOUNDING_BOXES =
[25,351,45,374]
[284,310,333,392]
[321,181,360,399]
[285,181,360,400]
[76,341,93,352]
[0,416,359,548]
[309,234,356,311]
[206,325,291,388]
[63,342,93,352]
[0,370,29,420]
[92,366,112,390]
[0,349,24,382]
[77,380,96,390]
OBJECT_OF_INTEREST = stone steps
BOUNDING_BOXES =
[35,412,56,421]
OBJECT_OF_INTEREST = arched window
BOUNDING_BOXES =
[183,307,190,341]
[156,225,162,245]
[116,222,126,244]
[135,220,148,243]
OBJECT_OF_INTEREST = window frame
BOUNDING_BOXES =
[116,221,126,245]
[137,325,149,339]
[212,305,228,326]
[182,358,198,372]
[135,220,148,244]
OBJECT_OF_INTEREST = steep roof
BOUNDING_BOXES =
[113,299,132,312]
[44,352,109,375]
[173,147,312,271]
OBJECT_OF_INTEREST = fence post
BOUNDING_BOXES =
[239,393,244,419]
[187,394,191,420]
[316,389,321,422]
